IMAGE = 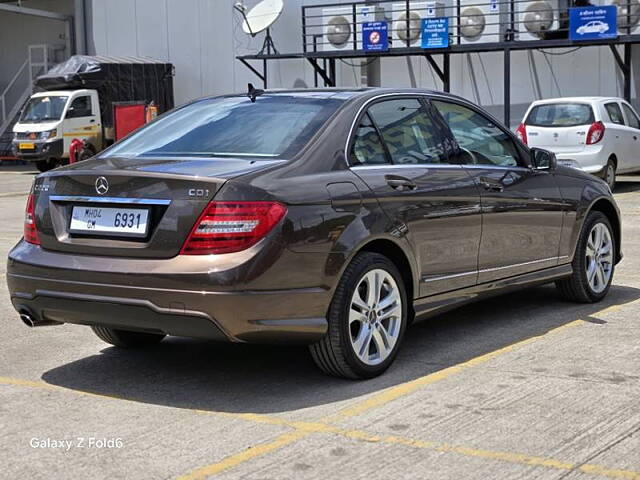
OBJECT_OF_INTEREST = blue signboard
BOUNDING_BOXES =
[362,21,389,52]
[421,18,449,49]
[569,6,617,41]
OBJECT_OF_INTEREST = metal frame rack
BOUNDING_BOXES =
[236,0,640,125]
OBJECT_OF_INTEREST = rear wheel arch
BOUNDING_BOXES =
[356,239,416,305]
[608,154,617,169]
[587,198,621,264]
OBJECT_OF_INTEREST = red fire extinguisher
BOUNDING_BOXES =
[69,138,84,164]
[69,139,94,164]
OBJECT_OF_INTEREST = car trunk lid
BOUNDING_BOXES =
[33,156,282,258]
[525,124,589,153]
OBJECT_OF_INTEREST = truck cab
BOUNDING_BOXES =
[12,89,102,172]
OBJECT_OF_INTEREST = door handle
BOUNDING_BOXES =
[479,177,504,192]
[385,175,417,191]
[90,119,95,123]
[634,136,638,141]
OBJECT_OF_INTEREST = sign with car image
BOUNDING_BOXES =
[569,6,617,41]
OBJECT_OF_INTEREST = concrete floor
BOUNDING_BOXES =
[1,165,638,480]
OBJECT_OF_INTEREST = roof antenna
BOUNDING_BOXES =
[247,83,264,103]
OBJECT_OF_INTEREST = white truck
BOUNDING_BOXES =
[12,55,174,171]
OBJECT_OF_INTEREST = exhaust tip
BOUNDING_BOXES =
[19,311,36,328]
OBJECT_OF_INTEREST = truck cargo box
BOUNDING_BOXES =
[33,55,174,128]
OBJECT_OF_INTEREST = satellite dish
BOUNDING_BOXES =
[613,0,640,28]
[523,1,554,38]
[235,0,283,54]
[396,11,423,43]
[460,7,486,39]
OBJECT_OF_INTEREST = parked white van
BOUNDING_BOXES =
[517,97,640,189]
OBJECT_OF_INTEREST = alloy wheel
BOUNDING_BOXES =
[348,269,402,366]
[585,223,613,294]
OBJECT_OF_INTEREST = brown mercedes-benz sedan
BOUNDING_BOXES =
[7,88,622,379]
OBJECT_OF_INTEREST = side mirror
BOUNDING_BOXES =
[531,147,557,171]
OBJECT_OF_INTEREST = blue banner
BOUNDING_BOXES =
[421,18,449,49]
[569,6,617,41]
[362,21,389,52]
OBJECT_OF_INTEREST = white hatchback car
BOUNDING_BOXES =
[517,97,640,189]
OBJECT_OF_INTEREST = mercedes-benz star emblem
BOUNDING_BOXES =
[95,177,109,195]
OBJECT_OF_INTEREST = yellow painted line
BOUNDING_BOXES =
[176,430,309,480]
[325,319,584,423]
[3,298,640,479]
[325,296,640,424]
[2,376,640,480]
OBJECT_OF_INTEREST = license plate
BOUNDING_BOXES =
[19,142,35,149]
[69,206,149,237]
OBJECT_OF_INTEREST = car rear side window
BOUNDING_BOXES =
[367,98,446,165]
[605,103,624,125]
[350,113,389,166]
[101,95,344,160]
[526,103,594,127]
[622,103,640,129]
[433,100,520,168]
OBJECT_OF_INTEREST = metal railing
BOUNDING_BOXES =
[0,44,59,135]
[302,0,639,52]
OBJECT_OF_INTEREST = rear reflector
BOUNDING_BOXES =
[24,193,40,245]
[586,121,605,145]
[515,123,527,145]
[181,201,287,255]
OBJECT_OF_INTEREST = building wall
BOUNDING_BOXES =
[0,0,73,92]
[86,0,636,126]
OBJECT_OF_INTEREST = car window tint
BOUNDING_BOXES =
[368,99,446,165]
[622,103,640,129]
[605,103,624,125]
[70,96,92,116]
[433,100,520,167]
[350,113,389,166]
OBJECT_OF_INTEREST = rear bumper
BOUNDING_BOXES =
[7,241,331,344]
[554,147,608,174]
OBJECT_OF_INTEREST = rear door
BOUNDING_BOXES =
[524,102,594,154]
[432,99,565,283]
[602,101,630,170]
[620,102,640,172]
[349,96,482,297]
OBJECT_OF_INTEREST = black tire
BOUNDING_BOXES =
[556,211,615,303]
[602,159,616,191]
[309,252,408,379]
[35,160,54,172]
[91,326,166,348]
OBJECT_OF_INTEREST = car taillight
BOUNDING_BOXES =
[586,121,605,145]
[24,193,40,245]
[181,201,287,255]
[515,123,528,145]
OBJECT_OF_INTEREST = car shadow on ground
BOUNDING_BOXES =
[0,163,37,174]
[616,176,640,194]
[41,283,640,415]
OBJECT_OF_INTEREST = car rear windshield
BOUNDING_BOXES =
[526,103,595,127]
[101,95,344,160]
